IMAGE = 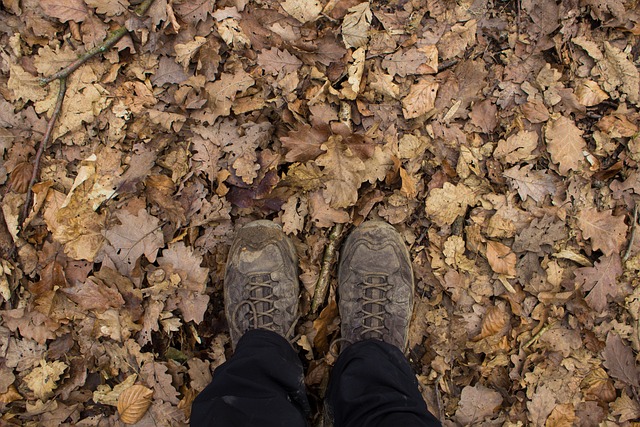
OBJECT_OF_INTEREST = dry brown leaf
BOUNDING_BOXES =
[574,255,623,312]
[580,367,616,402]
[117,384,153,424]
[545,403,575,427]
[577,208,627,256]
[486,241,516,276]
[402,78,439,119]
[23,360,67,400]
[545,115,587,175]
[602,332,640,387]
[503,165,557,203]
[425,182,476,227]
[0,384,22,404]
[494,130,538,164]
[455,384,502,425]
[40,0,88,22]
[611,392,640,423]
[341,2,372,49]
[476,305,507,339]
[382,46,438,77]
[281,0,322,23]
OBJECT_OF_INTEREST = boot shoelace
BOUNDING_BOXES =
[232,273,299,341]
[361,274,391,339]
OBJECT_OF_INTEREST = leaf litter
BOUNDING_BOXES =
[1,0,640,425]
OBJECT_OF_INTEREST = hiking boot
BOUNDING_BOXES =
[224,220,300,349]
[337,221,414,350]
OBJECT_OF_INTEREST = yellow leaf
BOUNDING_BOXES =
[23,360,68,400]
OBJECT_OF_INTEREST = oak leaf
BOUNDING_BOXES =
[574,255,623,312]
[40,0,88,22]
[61,276,125,312]
[85,0,129,16]
[140,361,179,404]
[8,64,47,103]
[596,42,640,104]
[545,115,587,175]
[577,208,627,256]
[173,0,215,24]
[103,209,165,276]
[281,125,329,162]
[341,2,372,49]
[117,384,153,424]
[424,182,476,227]
[611,392,640,423]
[174,36,207,71]
[545,404,575,427]
[257,47,302,75]
[455,384,502,425]
[402,79,438,119]
[23,360,67,400]
[527,385,556,426]
[204,70,255,122]
[315,136,366,209]
[503,165,557,203]
[494,130,538,164]
[382,46,438,77]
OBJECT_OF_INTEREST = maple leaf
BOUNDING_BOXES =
[545,115,587,175]
[341,2,372,49]
[402,79,439,119]
[103,209,165,276]
[503,165,557,203]
[574,254,623,312]
[315,136,366,209]
[40,0,88,22]
[577,207,627,256]
[602,332,640,387]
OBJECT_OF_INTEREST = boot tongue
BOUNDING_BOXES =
[237,244,283,274]
[352,244,400,275]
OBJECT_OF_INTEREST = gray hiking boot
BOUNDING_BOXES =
[338,221,414,350]
[224,220,300,349]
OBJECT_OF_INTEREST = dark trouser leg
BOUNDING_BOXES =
[191,329,310,427]
[326,340,441,427]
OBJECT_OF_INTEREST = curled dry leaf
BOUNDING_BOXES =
[475,305,507,340]
[117,384,154,424]
[486,241,516,277]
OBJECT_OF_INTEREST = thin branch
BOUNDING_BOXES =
[311,223,344,313]
[623,202,638,262]
[39,0,156,86]
[524,321,556,349]
[19,77,67,228]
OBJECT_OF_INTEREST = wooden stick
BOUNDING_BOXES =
[19,77,67,228]
[311,223,344,313]
[39,0,156,86]
[623,202,638,262]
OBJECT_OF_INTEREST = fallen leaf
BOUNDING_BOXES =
[602,332,640,387]
[486,241,516,276]
[23,360,67,400]
[425,182,476,227]
[503,165,557,203]
[577,208,627,256]
[574,255,623,312]
[611,392,640,422]
[545,115,587,175]
[402,78,439,119]
[455,384,502,425]
[341,2,372,49]
[40,0,88,22]
[382,46,438,77]
[494,130,538,164]
[257,47,302,75]
[281,0,322,23]
[117,384,153,424]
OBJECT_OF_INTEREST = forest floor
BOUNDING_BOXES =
[1,0,640,425]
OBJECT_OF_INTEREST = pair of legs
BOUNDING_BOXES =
[191,221,441,426]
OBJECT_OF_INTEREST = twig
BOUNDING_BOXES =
[623,202,638,262]
[19,77,67,228]
[39,0,156,86]
[524,321,556,349]
[311,223,344,313]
